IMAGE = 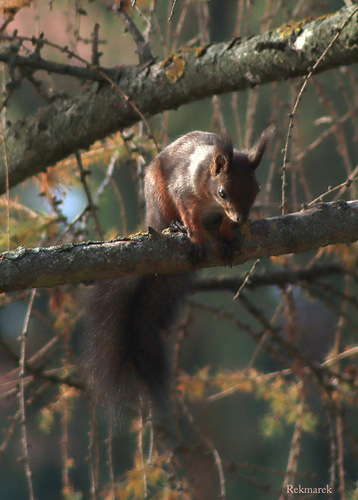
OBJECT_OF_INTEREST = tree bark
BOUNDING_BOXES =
[1,6,358,194]
[0,200,357,293]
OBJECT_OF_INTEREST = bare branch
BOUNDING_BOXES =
[0,49,117,82]
[118,6,154,64]
[0,200,357,293]
[194,263,355,293]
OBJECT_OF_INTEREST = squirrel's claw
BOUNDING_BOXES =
[220,237,239,267]
[170,220,187,234]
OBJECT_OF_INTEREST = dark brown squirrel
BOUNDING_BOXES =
[82,127,274,417]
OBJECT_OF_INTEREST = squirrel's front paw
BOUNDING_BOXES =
[170,220,187,234]
[220,237,239,267]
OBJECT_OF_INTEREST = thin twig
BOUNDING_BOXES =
[91,23,101,66]
[75,150,104,240]
[233,258,261,300]
[0,113,10,251]
[18,289,36,500]
[118,6,154,64]
[307,168,358,206]
[168,0,179,21]
[279,386,305,500]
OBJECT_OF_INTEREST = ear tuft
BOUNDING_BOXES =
[248,124,276,170]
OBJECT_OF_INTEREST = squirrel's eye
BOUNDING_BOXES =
[218,187,226,199]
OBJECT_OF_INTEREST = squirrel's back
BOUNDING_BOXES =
[144,131,225,229]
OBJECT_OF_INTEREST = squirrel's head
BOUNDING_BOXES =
[210,125,275,222]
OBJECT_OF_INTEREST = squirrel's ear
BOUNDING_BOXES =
[211,133,233,175]
[211,153,229,175]
[248,124,276,170]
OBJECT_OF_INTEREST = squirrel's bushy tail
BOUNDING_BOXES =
[82,272,191,416]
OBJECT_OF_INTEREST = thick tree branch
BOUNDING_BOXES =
[1,6,358,193]
[0,201,357,293]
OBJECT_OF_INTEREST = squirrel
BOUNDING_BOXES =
[82,126,274,417]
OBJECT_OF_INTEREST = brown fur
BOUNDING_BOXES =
[82,127,274,417]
